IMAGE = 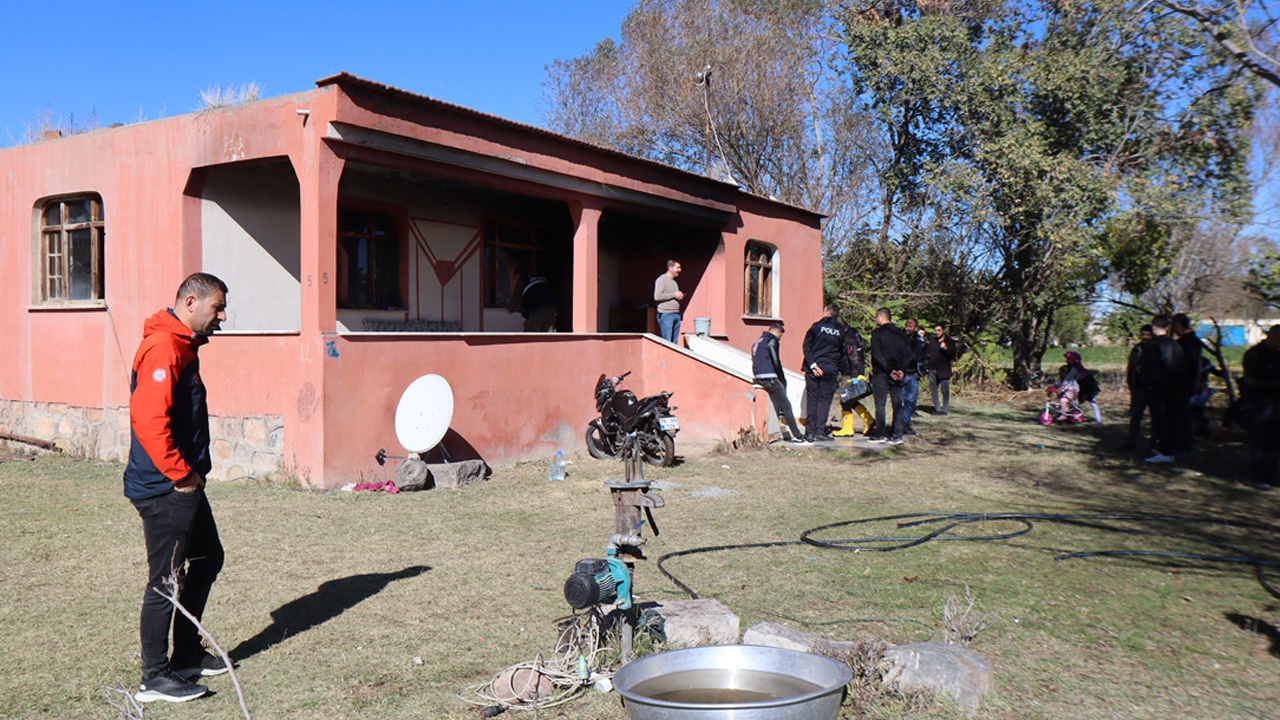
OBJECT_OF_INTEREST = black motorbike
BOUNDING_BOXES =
[585,371,679,467]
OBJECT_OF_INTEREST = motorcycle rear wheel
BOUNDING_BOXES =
[639,432,676,467]
[585,424,619,459]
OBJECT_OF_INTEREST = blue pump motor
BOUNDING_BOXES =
[563,552,632,610]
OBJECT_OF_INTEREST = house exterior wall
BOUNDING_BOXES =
[0,77,823,488]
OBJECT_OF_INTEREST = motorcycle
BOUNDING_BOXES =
[585,371,679,467]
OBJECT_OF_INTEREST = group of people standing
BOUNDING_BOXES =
[751,304,957,445]
[1125,313,1280,489]
[1124,314,1214,464]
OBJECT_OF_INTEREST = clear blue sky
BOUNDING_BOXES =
[0,0,631,144]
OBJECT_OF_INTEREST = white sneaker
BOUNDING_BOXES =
[789,437,812,446]
[1144,453,1175,464]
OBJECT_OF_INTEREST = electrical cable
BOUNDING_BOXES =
[657,512,1280,601]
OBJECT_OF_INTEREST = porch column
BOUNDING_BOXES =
[569,200,603,333]
[289,127,346,488]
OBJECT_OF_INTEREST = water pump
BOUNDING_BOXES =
[562,549,633,610]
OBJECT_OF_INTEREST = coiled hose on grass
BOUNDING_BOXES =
[657,512,1280,600]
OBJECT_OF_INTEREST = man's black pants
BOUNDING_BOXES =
[132,489,224,678]
[1149,400,1177,457]
[805,371,838,439]
[872,373,904,440]
[759,377,804,440]
[1126,392,1148,448]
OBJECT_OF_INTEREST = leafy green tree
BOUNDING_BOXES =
[834,0,1262,386]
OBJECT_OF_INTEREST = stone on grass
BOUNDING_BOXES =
[395,458,430,491]
[650,599,740,647]
[743,623,994,714]
[427,459,489,489]
[743,621,869,656]
[880,641,993,714]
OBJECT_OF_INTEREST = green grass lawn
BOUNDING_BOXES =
[1,396,1276,719]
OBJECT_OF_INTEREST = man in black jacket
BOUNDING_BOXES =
[1141,315,1187,463]
[802,304,847,442]
[752,322,809,444]
[869,307,913,444]
[902,318,928,436]
[1121,325,1153,451]
[1172,313,1204,451]
[928,324,957,415]
[1240,324,1280,489]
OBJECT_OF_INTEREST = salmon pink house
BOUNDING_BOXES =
[0,74,823,488]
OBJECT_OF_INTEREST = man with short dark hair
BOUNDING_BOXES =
[869,307,913,444]
[654,260,685,343]
[1171,313,1203,454]
[752,321,809,444]
[802,304,846,442]
[928,324,957,415]
[125,273,230,703]
[902,318,928,436]
[1141,314,1187,463]
[1121,324,1154,451]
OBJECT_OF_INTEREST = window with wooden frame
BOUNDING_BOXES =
[483,222,538,309]
[39,195,105,303]
[337,206,402,309]
[744,241,775,317]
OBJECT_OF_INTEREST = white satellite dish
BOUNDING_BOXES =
[395,374,454,454]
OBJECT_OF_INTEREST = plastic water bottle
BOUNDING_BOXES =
[549,449,566,481]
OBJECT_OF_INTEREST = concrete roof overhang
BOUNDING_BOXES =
[315,72,824,228]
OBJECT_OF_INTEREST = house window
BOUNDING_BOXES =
[40,195,105,302]
[337,207,402,309]
[744,241,775,317]
[483,223,538,308]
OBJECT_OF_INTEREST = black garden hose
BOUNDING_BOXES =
[656,512,1280,600]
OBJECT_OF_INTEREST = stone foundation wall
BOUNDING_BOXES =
[0,400,284,482]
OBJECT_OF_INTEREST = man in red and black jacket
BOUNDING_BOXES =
[124,273,229,704]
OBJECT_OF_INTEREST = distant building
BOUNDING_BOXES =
[0,74,823,487]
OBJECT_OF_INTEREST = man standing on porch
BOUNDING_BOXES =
[654,259,685,344]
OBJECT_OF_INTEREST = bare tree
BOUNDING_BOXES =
[542,0,881,257]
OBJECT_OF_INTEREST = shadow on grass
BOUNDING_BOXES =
[229,565,430,662]
[916,400,1280,598]
[1225,612,1280,658]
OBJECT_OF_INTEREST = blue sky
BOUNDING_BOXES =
[0,0,631,143]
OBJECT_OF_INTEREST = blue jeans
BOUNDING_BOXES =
[903,374,919,424]
[658,313,681,344]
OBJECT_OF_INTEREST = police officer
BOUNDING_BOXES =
[802,304,848,442]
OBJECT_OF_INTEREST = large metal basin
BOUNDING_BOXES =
[613,645,851,720]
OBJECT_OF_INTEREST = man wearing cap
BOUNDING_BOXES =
[1240,325,1280,489]
[752,321,809,445]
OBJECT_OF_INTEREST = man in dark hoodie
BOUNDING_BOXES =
[869,307,913,444]
[1121,324,1153,451]
[1141,314,1187,464]
[802,304,848,442]
[1171,313,1204,451]
[752,321,809,444]
[124,273,229,704]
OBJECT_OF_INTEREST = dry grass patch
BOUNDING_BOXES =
[0,399,1276,719]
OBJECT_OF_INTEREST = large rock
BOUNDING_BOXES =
[650,599,740,648]
[427,460,489,490]
[743,621,871,656]
[744,624,994,714]
[881,641,993,714]
[395,458,430,491]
